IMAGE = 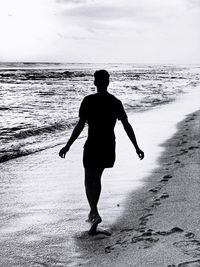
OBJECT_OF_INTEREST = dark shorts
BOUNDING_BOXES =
[83,140,116,169]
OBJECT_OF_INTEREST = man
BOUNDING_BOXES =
[59,70,144,234]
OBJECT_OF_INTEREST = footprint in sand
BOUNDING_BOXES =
[138,227,146,232]
[138,214,153,227]
[128,227,185,251]
[149,187,160,193]
[160,192,169,199]
[152,202,161,207]
[186,117,195,122]
[188,146,199,150]
[161,174,173,182]
[88,229,112,239]
[177,259,200,266]
[120,228,134,232]
[131,232,159,248]
[189,117,195,121]
[185,232,195,239]
[178,149,188,156]
[156,227,184,236]
[173,239,200,258]
[152,198,161,207]
[105,245,114,253]
[180,148,188,152]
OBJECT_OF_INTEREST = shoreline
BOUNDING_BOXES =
[0,91,200,266]
[78,110,200,267]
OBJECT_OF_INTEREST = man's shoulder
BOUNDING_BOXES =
[81,94,95,104]
[107,93,122,105]
[83,93,122,104]
[83,94,96,100]
[111,93,121,101]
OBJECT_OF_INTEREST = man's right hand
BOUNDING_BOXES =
[59,146,69,158]
[136,148,144,160]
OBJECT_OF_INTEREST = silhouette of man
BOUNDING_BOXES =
[59,70,144,234]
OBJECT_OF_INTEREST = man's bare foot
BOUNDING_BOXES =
[86,211,95,223]
[88,215,102,235]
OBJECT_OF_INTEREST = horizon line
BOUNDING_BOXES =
[0,61,200,66]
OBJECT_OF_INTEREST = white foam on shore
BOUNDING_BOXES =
[0,86,200,266]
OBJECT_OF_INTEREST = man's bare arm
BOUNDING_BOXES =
[121,118,144,160]
[59,118,86,158]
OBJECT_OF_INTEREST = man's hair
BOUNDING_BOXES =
[94,70,110,87]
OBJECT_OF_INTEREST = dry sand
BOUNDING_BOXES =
[78,110,200,267]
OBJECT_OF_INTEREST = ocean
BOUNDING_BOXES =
[1,62,200,163]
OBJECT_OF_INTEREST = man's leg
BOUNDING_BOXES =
[84,168,104,219]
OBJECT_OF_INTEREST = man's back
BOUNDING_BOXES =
[79,92,127,143]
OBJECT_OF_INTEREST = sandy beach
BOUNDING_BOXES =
[0,0,200,264]
[0,87,200,266]
[78,110,200,267]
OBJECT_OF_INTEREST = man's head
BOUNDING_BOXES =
[94,70,110,92]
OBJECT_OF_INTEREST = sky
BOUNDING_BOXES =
[0,0,200,63]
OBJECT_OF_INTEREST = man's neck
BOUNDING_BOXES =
[97,87,108,94]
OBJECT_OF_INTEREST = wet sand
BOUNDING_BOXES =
[78,110,200,267]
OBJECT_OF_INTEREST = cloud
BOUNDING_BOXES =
[60,1,160,22]
[62,4,137,19]
[0,0,199,63]
[57,0,183,29]
[186,0,200,8]
[52,0,200,63]
[57,0,169,37]
[56,0,87,4]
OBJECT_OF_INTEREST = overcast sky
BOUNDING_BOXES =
[0,0,199,63]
